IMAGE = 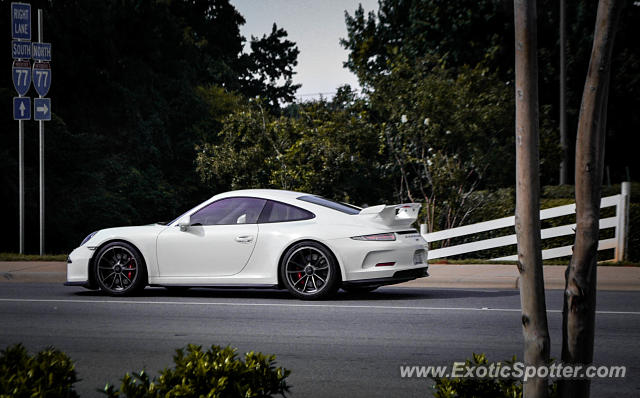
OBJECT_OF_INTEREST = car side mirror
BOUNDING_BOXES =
[236,214,247,224]
[177,215,191,232]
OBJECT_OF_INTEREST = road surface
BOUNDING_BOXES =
[1,283,638,397]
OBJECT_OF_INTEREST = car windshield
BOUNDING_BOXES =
[297,195,361,215]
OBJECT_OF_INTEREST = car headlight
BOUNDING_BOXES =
[80,231,98,246]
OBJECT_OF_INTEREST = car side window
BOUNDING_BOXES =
[190,197,267,226]
[258,200,315,223]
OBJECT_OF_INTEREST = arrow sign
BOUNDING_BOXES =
[12,59,31,96]
[13,97,31,120]
[34,98,51,121]
[32,62,51,97]
[11,3,31,40]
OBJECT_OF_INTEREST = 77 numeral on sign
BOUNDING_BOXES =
[34,70,49,87]
[15,69,29,85]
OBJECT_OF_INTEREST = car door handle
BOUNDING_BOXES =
[235,235,254,243]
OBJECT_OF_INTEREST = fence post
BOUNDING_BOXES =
[614,182,630,261]
[420,224,429,250]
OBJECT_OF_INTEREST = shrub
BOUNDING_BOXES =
[102,344,290,397]
[0,343,79,398]
[432,353,556,398]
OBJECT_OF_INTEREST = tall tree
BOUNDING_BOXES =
[513,0,550,397]
[342,0,640,185]
[0,0,301,254]
[195,92,387,206]
[369,55,514,231]
[341,0,512,87]
[242,23,301,111]
[560,0,624,397]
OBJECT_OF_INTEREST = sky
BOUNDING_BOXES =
[231,0,379,101]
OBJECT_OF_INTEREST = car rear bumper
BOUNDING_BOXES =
[328,234,429,283]
[341,267,429,287]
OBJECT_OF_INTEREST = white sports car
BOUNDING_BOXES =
[66,189,429,299]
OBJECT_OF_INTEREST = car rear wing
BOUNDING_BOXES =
[358,203,421,227]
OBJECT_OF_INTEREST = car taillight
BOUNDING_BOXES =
[351,233,396,241]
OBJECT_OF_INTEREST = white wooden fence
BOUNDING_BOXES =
[420,182,630,262]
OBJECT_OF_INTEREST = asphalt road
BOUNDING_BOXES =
[1,284,639,397]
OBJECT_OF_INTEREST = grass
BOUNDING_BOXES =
[0,253,68,261]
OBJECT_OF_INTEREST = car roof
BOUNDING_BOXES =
[210,189,361,219]
[213,189,311,202]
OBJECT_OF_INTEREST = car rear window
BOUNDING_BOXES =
[258,200,315,223]
[297,195,361,215]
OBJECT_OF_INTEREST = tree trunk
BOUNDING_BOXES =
[560,1,623,397]
[514,1,550,397]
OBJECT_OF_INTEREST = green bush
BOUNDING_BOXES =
[432,353,556,398]
[102,344,290,398]
[0,343,79,398]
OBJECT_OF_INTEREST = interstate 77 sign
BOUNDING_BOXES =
[33,62,51,97]
[12,59,31,96]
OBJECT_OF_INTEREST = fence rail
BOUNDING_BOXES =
[421,182,630,262]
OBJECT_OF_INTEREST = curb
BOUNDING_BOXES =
[2,271,67,283]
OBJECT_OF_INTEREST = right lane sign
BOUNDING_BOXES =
[11,2,31,40]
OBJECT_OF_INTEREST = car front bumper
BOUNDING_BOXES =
[65,246,94,286]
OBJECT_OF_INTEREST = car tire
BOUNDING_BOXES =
[94,241,147,296]
[342,285,379,294]
[281,241,340,300]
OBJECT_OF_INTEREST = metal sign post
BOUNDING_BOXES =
[32,9,52,255]
[11,2,31,254]
[38,9,44,255]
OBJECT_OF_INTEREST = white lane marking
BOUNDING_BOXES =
[0,298,638,315]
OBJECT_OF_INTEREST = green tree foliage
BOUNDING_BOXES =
[341,0,511,87]
[370,55,515,232]
[196,87,388,205]
[195,57,540,233]
[102,344,290,398]
[0,344,79,398]
[241,23,302,110]
[0,0,299,253]
[342,0,640,184]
